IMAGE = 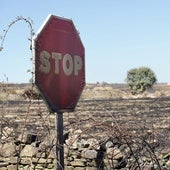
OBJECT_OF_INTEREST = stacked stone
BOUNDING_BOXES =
[0,127,170,170]
[64,129,170,170]
[0,127,55,170]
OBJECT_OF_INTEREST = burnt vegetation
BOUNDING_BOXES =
[0,83,169,169]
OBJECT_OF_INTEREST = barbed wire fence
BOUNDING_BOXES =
[0,16,56,169]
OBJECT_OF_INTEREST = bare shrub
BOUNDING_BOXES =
[22,88,42,100]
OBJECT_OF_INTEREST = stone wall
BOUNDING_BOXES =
[0,128,170,170]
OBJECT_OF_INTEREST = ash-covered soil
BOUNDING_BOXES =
[0,83,170,170]
[0,83,169,147]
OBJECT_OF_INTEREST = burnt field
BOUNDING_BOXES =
[0,83,169,147]
[0,92,170,147]
[0,83,170,169]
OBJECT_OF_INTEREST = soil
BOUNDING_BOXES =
[0,83,170,148]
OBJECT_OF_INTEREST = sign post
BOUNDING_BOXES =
[56,112,64,169]
[34,14,85,170]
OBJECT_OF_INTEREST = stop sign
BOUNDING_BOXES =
[34,15,85,112]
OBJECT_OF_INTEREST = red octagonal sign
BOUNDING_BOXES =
[34,15,85,112]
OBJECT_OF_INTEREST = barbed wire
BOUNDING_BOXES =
[0,16,35,84]
[0,16,34,52]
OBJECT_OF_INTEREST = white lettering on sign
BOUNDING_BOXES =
[74,55,82,75]
[39,50,83,76]
[63,54,73,76]
[39,51,51,74]
[52,52,61,74]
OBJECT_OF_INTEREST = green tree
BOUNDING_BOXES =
[125,67,157,95]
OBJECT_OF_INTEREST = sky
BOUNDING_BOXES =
[0,0,170,84]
